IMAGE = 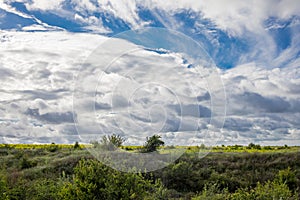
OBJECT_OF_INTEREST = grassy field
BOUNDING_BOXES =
[2,143,299,152]
[0,143,299,199]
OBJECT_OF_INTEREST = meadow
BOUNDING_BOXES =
[0,143,299,199]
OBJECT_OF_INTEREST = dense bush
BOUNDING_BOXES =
[59,159,165,200]
[0,173,9,200]
[20,156,37,169]
[151,151,300,197]
[193,178,297,200]
[48,143,59,152]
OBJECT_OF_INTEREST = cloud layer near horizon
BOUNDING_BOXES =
[0,31,299,145]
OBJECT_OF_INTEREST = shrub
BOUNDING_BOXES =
[247,143,261,150]
[48,143,58,152]
[193,180,296,200]
[275,167,297,191]
[20,156,37,169]
[0,173,9,200]
[192,183,230,200]
[92,134,125,151]
[59,159,164,200]
[28,178,61,200]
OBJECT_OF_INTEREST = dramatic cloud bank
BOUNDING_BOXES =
[0,31,299,145]
[0,0,299,145]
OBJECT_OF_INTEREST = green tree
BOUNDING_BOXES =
[74,141,80,149]
[247,143,261,150]
[142,135,164,153]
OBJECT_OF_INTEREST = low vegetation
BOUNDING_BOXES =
[0,138,299,199]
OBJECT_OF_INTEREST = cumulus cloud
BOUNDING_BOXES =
[221,62,300,145]
[0,31,105,143]
[1,30,298,145]
[0,31,219,144]
[0,1,299,145]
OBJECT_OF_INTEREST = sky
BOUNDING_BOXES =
[0,0,299,146]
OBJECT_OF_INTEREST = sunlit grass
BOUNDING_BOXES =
[1,143,299,154]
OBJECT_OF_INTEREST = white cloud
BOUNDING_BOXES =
[18,0,295,69]
[0,31,106,143]
[25,0,64,11]
[0,0,300,145]
[72,0,97,13]
[4,0,300,35]
[97,0,151,29]
[221,61,300,144]
[21,24,49,31]
[74,13,111,33]
[0,31,218,144]
[0,31,299,145]
[144,0,300,35]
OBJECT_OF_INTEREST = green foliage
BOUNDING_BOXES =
[192,183,230,200]
[194,179,296,200]
[74,141,80,149]
[275,167,297,191]
[48,143,59,152]
[59,159,163,200]
[247,143,261,150]
[5,177,61,200]
[107,134,125,147]
[231,180,296,200]
[0,173,9,200]
[20,156,37,169]
[141,135,164,153]
[162,161,198,192]
[92,134,125,150]
[28,178,61,200]
[0,144,300,199]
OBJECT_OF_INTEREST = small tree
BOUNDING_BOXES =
[142,135,164,153]
[247,143,261,150]
[74,141,80,149]
[100,134,125,150]
[107,134,125,147]
[48,142,58,152]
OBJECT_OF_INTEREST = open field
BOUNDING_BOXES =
[0,143,299,199]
